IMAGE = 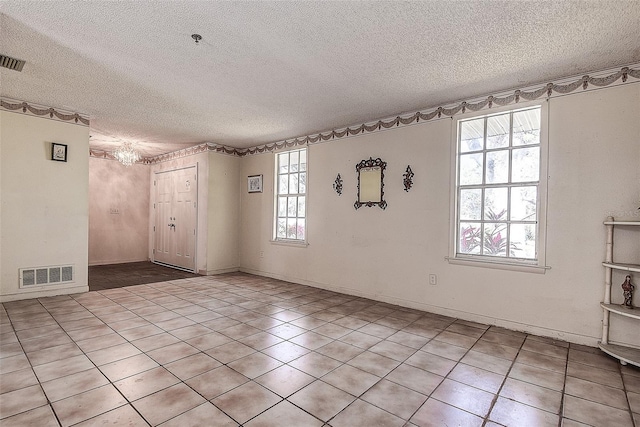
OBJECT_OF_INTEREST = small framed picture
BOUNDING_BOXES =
[51,143,67,162]
[248,175,263,193]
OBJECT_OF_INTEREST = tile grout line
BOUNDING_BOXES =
[193,277,395,425]
[557,342,570,427]
[620,362,638,427]
[101,279,249,426]
[85,280,238,426]
[96,277,337,426]
[8,297,121,426]
[2,299,65,427]
[43,282,233,426]
[387,320,460,425]
[321,318,439,426]
[479,329,528,427]
[69,288,160,426]
[42,294,153,427]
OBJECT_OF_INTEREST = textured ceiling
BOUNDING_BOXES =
[1,1,639,156]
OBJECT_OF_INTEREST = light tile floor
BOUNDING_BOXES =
[1,273,639,426]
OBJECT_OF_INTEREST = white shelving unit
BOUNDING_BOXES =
[599,216,640,367]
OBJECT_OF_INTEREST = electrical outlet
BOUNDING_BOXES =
[429,274,437,285]
[109,208,120,214]
[259,251,264,258]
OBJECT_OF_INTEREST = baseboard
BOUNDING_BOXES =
[0,284,89,303]
[239,267,600,347]
[89,258,149,266]
[205,267,240,276]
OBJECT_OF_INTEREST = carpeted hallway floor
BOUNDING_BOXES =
[88,262,198,291]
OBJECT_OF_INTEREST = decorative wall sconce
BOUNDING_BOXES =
[403,165,414,192]
[333,173,343,195]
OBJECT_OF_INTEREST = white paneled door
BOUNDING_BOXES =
[153,166,197,272]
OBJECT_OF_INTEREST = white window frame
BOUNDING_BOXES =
[273,148,308,246]
[448,101,549,273]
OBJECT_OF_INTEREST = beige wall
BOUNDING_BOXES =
[0,111,89,302]
[88,157,150,265]
[239,83,640,347]
[206,152,241,274]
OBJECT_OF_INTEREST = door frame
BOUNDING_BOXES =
[151,164,198,273]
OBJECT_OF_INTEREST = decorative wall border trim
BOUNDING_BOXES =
[90,142,243,164]
[84,64,640,164]
[88,149,118,162]
[0,98,89,126]
[144,142,241,164]
[235,65,639,157]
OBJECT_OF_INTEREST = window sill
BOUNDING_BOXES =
[270,239,309,248]
[446,256,550,274]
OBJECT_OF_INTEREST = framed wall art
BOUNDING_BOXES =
[248,174,263,193]
[51,143,67,162]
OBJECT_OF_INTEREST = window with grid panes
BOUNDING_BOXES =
[455,106,545,265]
[275,148,307,241]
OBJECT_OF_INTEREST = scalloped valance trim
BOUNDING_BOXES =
[89,142,242,164]
[94,64,640,164]
[0,98,89,126]
[233,65,639,157]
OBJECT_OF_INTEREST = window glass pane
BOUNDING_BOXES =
[275,149,307,241]
[290,151,299,172]
[483,223,508,256]
[287,218,297,239]
[278,197,287,216]
[513,129,540,147]
[512,147,539,182]
[513,109,540,146]
[486,114,509,149]
[510,223,536,259]
[287,197,297,217]
[459,223,481,254]
[299,150,307,171]
[279,153,289,174]
[455,108,542,263]
[289,173,299,194]
[510,186,537,221]
[277,219,286,238]
[459,153,483,185]
[278,175,288,194]
[460,119,484,153]
[299,172,306,193]
[459,189,481,220]
[484,187,508,221]
[485,150,509,184]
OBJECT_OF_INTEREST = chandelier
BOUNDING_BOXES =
[113,141,141,166]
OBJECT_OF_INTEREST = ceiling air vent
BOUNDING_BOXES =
[0,54,26,72]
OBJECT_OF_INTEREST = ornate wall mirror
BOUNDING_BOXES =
[354,157,387,210]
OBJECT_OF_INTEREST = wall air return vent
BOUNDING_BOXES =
[0,54,26,72]
[19,265,75,288]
